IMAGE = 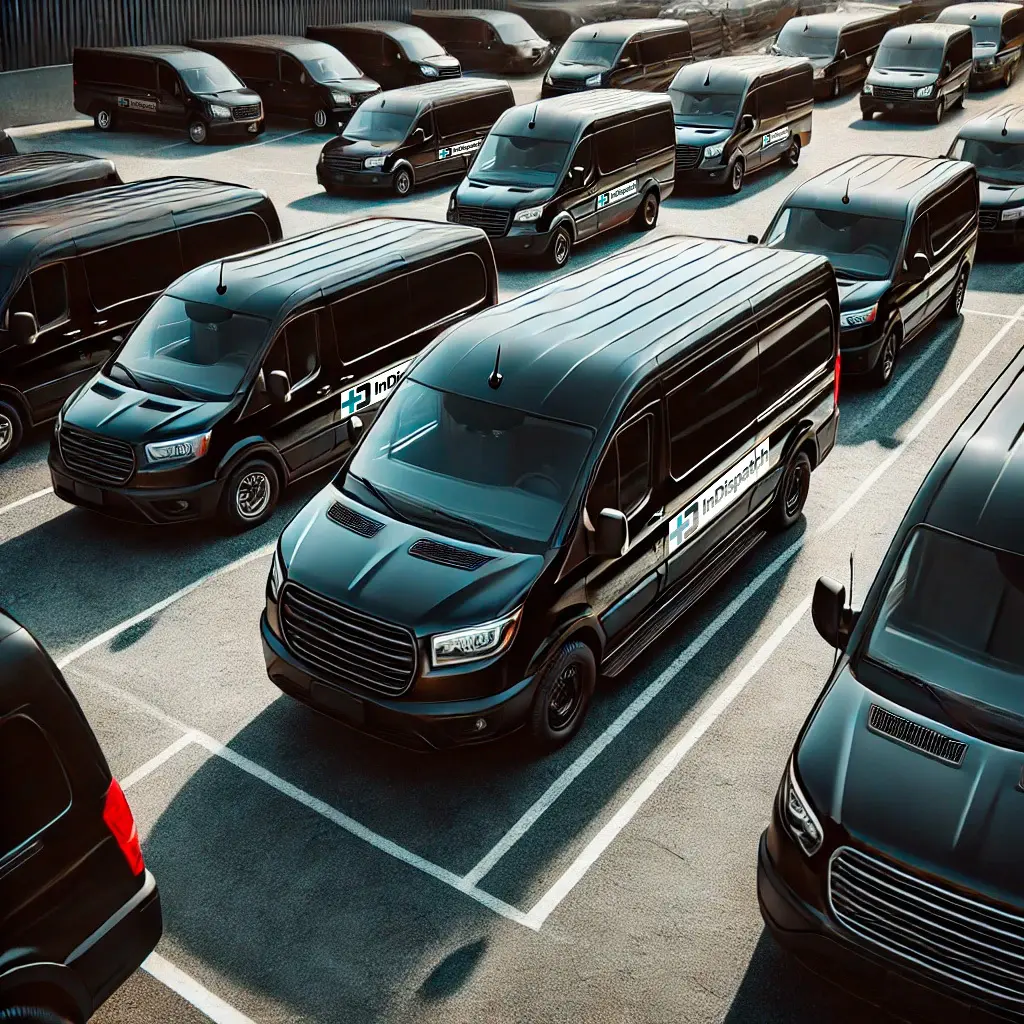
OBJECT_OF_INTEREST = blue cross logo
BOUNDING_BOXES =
[439,147,450,159]
[597,193,609,209]
[669,502,697,551]
[341,387,364,418]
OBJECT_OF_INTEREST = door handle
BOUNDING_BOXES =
[63,329,82,338]
[316,385,332,397]
[645,508,665,529]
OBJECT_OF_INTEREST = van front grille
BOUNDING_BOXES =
[324,152,365,173]
[979,210,1000,230]
[675,144,701,170]
[453,204,511,237]
[353,89,380,106]
[280,583,417,696]
[871,85,914,102]
[437,66,461,79]
[59,425,135,485]
[544,79,587,94]
[232,103,262,121]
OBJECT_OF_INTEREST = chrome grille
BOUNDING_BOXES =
[871,85,914,101]
[453,204,511,237]
[324,152,365,173]
[544,79,586,94]
[232,103,261,121]
[437,66,461,79]
[353,89,379,106]
[830,847,1024,1009]
[280,583,417,696]
[979,210,1000,230]
[59,425,135,485]
[675,144,701,171]
[868,705,967,766]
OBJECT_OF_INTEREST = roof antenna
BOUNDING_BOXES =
[488,346,503,390]
[803,19,809,31]
[703,67,711,87]
[841,177,851,205]
[528,103,538,130]
[216,260,227,295]
[1002,112,1012,136]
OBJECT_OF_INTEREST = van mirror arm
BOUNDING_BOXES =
[812,576,857,651]
[10,311,39,347]
[266,369,292,405]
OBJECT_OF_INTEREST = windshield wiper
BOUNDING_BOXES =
[347,472,411,524]
[416,504,507,552]
[111,361,143,390]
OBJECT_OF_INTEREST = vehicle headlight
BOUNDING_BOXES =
[144,430,212,465]
[862,83,873,95]
[209,103,232,119]
[915,84,934,98]
[1002,205,1024,221]
[268,545,285,600]
[702,142,724,161]
[780,759,823,857]
[363,155,387,169]
[431,608,522,667]
[514,205,545,223]
[54,405,64,436]
[330,89,351,106]
[585,73,603,86]
[544,71,553,85]
[976,56,995,69]
[840,303,878,329]
[813,67,825,79]
[420,64,439,77]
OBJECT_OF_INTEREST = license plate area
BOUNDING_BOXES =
[311,681,365,726]
[73,480,104,505]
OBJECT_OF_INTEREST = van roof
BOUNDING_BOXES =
[169,217,487,322]
[880,22,971,47]
[74,45,226,70]
[494,89,671,141]
[191,35,338,58]
[782,154,974,220]
[327,21,442,43]
[411,8,534,27]
[671,55,811,92]
[350,77,511,116]
[957,102,1024,143]
[938,2,1020,26]
[781,11,894,32]
[0,152,117,201]
[411,235,830,430]
[565,18,688,43]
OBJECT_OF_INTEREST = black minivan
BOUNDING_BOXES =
[0,178,280,464]
[317,78,515,198]
[262,234,840,752]
[670,56,813,194]
[73,45,265,145]
[449,89,675,268]
[410,9,553,73]
[937,2,1024,89]
[49,219,497,529]
[0,151,121,210]
[757,153,978,387]
[189,35,381,131]
[0,609,161,1022]
[759,339,1024,1024]
[541,19,694,97]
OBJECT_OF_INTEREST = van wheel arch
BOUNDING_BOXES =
[529,620,603,680]
[551,213,577,242]
[0,966,91,1024]
[217,442,287,487]
[0,386,31,427]
[781,421,819,472]
[391,162,414,198]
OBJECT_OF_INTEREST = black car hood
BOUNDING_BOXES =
[673,124,733,146]
[64,375,228,442]
[547,61,606,82]
[867,66,938,88]
[798,666,1024,905]
[837,278,890,310]
[979,179,1024,208]
[322,75,381,95]
[324,135,401,157]
[194,87,262,107]
[280,487,545,635]
[421,54,462,72]
[457,178,556,210]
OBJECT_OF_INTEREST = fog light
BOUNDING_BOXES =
[474,718,487,732]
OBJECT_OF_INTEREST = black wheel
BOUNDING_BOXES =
[312,108,330,130]
[527,639,596,751]
[0,399,24,464]
[869,324,899,389]
[944,265,969,319]
[94,106,116,132]
[954,85,966,110]
[0,1008,74,1024]
[392,166,413,198]
[1004,63,1017,88]
[219,458,280,531]
[831,78,841,100]
[187,119,208,145]
[632,189,659,231]
[934,97,945,124]
[726,157,744,194]
[782,137,800,168]
[546,224,573,269]
[769,450,812,531]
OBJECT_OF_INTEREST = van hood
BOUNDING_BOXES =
[979,179,1024,208]
[325,135,402,157]
[798,666,1024,905]
[193,87,262,107]
[280,487,546,635]
[837,278,890,310]
[673,123,733,147]
[973,41,999,60]
[867,66,938,88]
[64,375,228,442]
[547,61,606,83]
[420,54,461,73]
[456,178,556,210]
[323,75,381,96]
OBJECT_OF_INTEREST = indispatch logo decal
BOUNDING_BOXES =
[667,440,770,554]
[761,127,790,149]
[438,138,483,160]
[596,179,639,209]
[117,96,157,113]
[340,359,411,421]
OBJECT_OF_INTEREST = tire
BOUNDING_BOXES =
[0,399,24,464]
[1004,63,1017,88]
[782,137,800,168]
[769,449,812,532]
[0,1009,73,1024]
[869,324,899,389]
[726,157,744,195]
[934,98,945,124]
[527,639,596,752]
[312,108,330,130]
[944,265,969,319]
[218,458,280,531]
[860,107,874,121]
[392,166,413,198]
[187,119,208,145]
[954,85,966,110]
[831,78,841,100]
[94,106,116,132]
[632,189,659,231]
[546,224,573,269]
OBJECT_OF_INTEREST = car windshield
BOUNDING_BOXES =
[774,24,838,59]
[669,89,741,127]
[342,108,414,143]
[950,137,1024,184]
[875,43,943,71]
[180,65,245,94]
[111,294,269,401]
[471,133,569,186]
[968,24,1001,46]
[341,379,594,551]
[864,528,1024,718]
[556,39,622,68]
[493,16,538,43]
[766,206,905,280]
[399,32,447,60]
[303,51,361,82]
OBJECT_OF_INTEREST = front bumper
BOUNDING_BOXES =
[317,162,395,192]
[979,211,1024,248]
[208,118,265,140]
[262,613,538,749]
[971,63,1010,87]
[861,95,941,119]
[838,323,886,376]
[674,160,730,186]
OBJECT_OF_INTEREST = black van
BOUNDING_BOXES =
[449,89,675,268]
[0,130,16,157]
[772,12,894,99]
[541,20,694,97]
[72,45,265,145]
[261,234,840,751]
[49,219,497,529]
[306,23,461,91]
[0,152,121,210]
[759,341,1024,1024]
[670,56,813,194]
[937,2,1024,89]
[410,9,553,73]
[948,103,1024,249]
[861,23,974,122]
[189,35,381,132]
[756,154,978,387]
[0,178,280,464]
[317,78,515,198]
[0,610,161,1022]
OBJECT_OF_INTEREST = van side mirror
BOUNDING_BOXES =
[839,48,848,59]
[412,127,426,144]
[908,252,930,281]
[347,415,364,445]
[747,233,760,244]
[267,369,291,405]
[812,576,850,650]
[594,508,628,558]
[10,311,38,347]
[739,113,755,133]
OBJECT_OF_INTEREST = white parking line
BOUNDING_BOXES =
[247,165,317,178]
[963,308,1014,319]
[0,487,54,518]
[121,732,198,790]
[143,952,257,1024]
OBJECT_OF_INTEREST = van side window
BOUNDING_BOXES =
[281,56,307,85]
[157,64,180,97]
[635,112,671,157]
[6,265,68,331]
[760,80,786,119]
[382,38,403,65]
[266,310,319,386]
[566,136,595,188]
[332,278,410,367]
[179,214,272,271]
[84,233,183,311]
[619,41,641,67]
[228,50,277,80]
[639,33,675,63]
[407,253,489,328]
[597,123,634,174]
[948,32,971,68]
[785,71,809,111]
[587,415,653,520]
[757,301,834,410]
[109,55,156,90]
[743,89,759,120]
[0,716,72,859]
[928,179,977,253]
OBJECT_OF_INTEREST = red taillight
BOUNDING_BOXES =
[833,350,841,408]
[102,779,145,875]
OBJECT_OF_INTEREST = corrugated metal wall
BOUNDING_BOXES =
[1,0,508,71]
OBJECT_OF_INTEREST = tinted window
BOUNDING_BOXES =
[948,32,971,68]
[640,31,686,63]
[281,56,306,85]
[569,136,595,185]
[84,233,183,311]
[222,48,278,80]
[588,415,653,518]
[408,254,489,329]
[635,111,671,157]
[31,264,69,329]
[760,81,785,119]
[876,43,943,72]
[110,55,155,89]
[757,301,834,411]
[436,99,474,136]
[557,38,623,69]
[0,716,72,860]
[471,134,569,186]
[776,22,837,59]
[929,178,977,252]
[597,123,634,174]
[157,63,179,96]
[332,277,410,367]
[179,214,272,271]
[785,70,811,110]
[281,311,319,383]
[336,31,375,61]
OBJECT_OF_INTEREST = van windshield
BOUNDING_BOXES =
[471,134,569,186]
[968,24,1002,46]
[343,108,414,143]
[556,39,622,68]
[303,51,362,83]
[875,43,943,71]
[950,137,1024,184]
[766,206,905,280]
[774,24,838,59]
[669,89,741,127]
[492,16,539,43]
[180,65,245,94]
[111,294,270,401]
[399,32,448,60]
[342,380,594,552]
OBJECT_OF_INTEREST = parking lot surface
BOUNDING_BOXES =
[7,69,1024,1024]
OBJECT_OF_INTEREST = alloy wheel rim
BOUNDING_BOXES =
[732,163,743,190]
[314,110,328,129]
[190,122,206,143]
[784,462,808,518]
[0,414,12,452]
[789,141,799,164]
[554,231,569,265]
[548,663,582,731]
[881,333,896,381]
[397,172,411,194]
[644,195,657,225]
[955,274,966,313]
[236,471,272,520]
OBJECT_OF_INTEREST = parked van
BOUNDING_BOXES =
[670,55,812,194]
[861,23,973,122]
[261,235,839,751]
[317,78,514,198]
[306,23,461,90]
[772,12,894,99]
[541,20,694,96]
[0,178,281,463]
[449,89,675,267]
[0,152,121,210]
[0,610,161,1022]
[948,103,1024,249]
[410,9,553,73]
[761,341,1024,1023]
[72,45,265,145]
[189,35,380,131]
[937,2,1024,89]
[0,130,16,157]
[757,154,978,386]
[49,219,497,529]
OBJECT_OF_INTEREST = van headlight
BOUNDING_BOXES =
[862,83,873,95]
[268,545,285,599]
[330,90,351,106]
[54,405,64,436]
[514,205,545,223]
[585,73,603,86]
[915,84,934,98]
[209,103,232,119]
[840,303,878,329]
[702,142,724,161]
[144,430,211,466]
[364,155,386,169]
[976,56,995,69]
[431,608,521,667]
[420,64,439,77]
[1001,205,1024,221]
[780,759,823,857]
